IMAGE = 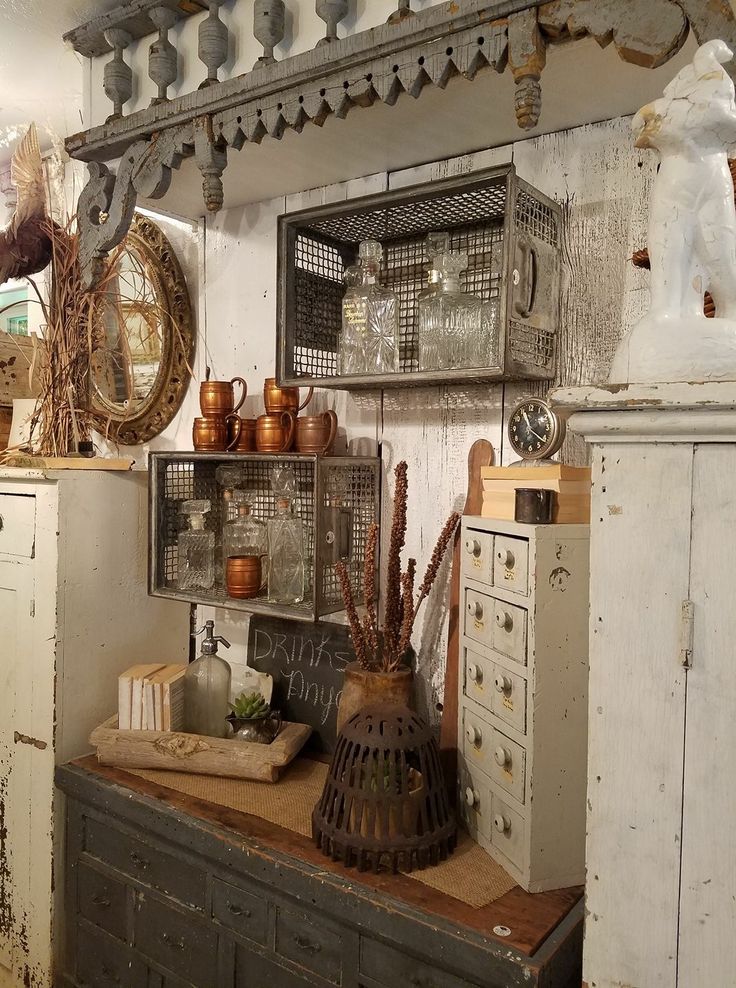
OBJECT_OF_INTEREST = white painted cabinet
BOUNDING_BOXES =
[556,381,736,988]
[457,517,589,893]
[0,469,187,988]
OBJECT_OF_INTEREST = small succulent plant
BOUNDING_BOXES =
[229,690,270,720]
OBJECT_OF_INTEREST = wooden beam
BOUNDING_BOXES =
[64,0,207,59]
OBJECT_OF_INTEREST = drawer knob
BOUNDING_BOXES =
[494,674,512,694]
[466,724,482,747]
[467,600,483,620]
[467,663,482,684]
[465,538,481,558]
[91,894,111,908]
[494,745,512,768]
[497,548,515,569]
[464,786,479,808]
[494,813,512,834]
[495,609,513,631]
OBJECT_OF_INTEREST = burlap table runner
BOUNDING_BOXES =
[128,759,517,909]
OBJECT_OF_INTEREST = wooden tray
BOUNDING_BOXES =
[90,716,312,782]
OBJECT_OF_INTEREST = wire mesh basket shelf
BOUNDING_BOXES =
[277,164,562,390]
[149,452,381,623]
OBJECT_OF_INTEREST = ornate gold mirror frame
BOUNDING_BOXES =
[90,212,194,445]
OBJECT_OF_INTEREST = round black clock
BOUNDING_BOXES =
[508,396,564,462]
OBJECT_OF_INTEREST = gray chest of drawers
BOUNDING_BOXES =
[55,758,583,988]
[458,518,590,893]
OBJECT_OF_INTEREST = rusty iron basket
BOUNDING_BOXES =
[632,158,736,319]
[312,705,456,874]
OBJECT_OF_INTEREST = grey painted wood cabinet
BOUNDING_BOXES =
[55,759,582,988]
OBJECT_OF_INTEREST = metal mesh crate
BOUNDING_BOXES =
[149,452,381,623]
[277,164,562,389]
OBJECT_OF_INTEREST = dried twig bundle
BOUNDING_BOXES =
[337,460,460,673]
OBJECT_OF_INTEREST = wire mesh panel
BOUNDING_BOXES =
[278,165,562,388]
[150,452,380,623]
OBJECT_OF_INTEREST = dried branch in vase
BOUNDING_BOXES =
[336,460,460,673]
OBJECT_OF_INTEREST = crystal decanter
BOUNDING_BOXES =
[177,499,215,591]
[417,251,482,370]
[223,492,268,563]
[340,239,399,376]
[267,466,305,604]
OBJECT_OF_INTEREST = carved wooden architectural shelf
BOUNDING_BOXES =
[65,0,736,289]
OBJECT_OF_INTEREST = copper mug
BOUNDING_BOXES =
[263,377,314,415]
[200,376,247,418]
[294,410,338,455]
[193,414,241,451]
[227,416,257,452]
[226,554,265,599]
[256,411,296,453]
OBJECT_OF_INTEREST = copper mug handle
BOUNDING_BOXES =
[297,387,314,412]
[280,411,296,452]
[225,414,242,451]
[321,410,338,455]
[231,377,247,415]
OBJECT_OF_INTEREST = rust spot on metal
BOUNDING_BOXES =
[448,1,460,12]
[13,732,47,750]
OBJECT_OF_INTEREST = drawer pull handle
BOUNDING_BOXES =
[227,901,252,918]
[129,851,150,870]
[466,724,482,747]
[465,538,481,558]
[162,932,185,951]
[464,786,479,808]
[293,934,321,954]
[494,813,512,834]
[467,600,483,620]
[467,663,482,684]
[494,746,512,769]
[494,674,512,694]
[495,610,513,632]
[497,549,515,569]
[91,894,111,908]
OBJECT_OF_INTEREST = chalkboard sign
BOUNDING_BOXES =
[247,615,356,752]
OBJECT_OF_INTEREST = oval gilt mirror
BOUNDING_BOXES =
[90,213,194,444]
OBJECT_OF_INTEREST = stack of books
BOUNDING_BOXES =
[480,464,591,523]
[118,663,186,731]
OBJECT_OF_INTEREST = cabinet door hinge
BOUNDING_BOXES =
[680,599,694,669]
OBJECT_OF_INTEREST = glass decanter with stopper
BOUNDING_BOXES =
[339,239,399,375]
[416,231,450,369]
[215,464,244,585]
[267,466,305,605]
[223,492,268,598]
[183,620,231,737]
[417,250,483,370]
[177,499,214,590]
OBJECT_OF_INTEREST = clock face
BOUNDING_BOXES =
[508,399,560,459]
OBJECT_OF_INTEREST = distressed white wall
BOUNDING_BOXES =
[116,114,653,721]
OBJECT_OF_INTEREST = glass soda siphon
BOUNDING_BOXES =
[183,620,232,738]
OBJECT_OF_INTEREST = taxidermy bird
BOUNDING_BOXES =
[0,123,52,287]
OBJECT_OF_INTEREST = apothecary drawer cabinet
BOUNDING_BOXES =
[458,518,589,893]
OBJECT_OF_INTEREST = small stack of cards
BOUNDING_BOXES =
[117,663,187,731]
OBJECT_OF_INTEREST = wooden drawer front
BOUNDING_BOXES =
[235,944,317,987]
[212,876,269,945]
[463,711,526,805]
[491,598,527,666]
[461,529,493,585]
[76,921,145,988]
[78,860,128,942]
[134,894,217,986]
[493,535,529,596]
[275,906,344,985]
[85,816,206,910]
[458,760,492,842]
[464,588,493,649]
[464,649,495,713]
[0,493,35,558]
[490,792,526,872]
[361,937,480,988]
[489,661,527,735]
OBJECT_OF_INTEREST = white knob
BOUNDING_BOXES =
[466,724,482,747]
[497,548,515,569]
[465,538,481,557]
[494,674,511,693]
[468,663,482,684]
[494,745,511,768]
[495,610,513,631]
[494,813,511,834]
[467,599,483,620]
[465,787,479,808]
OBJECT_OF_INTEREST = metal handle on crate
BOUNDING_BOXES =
[513,241,537,319]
